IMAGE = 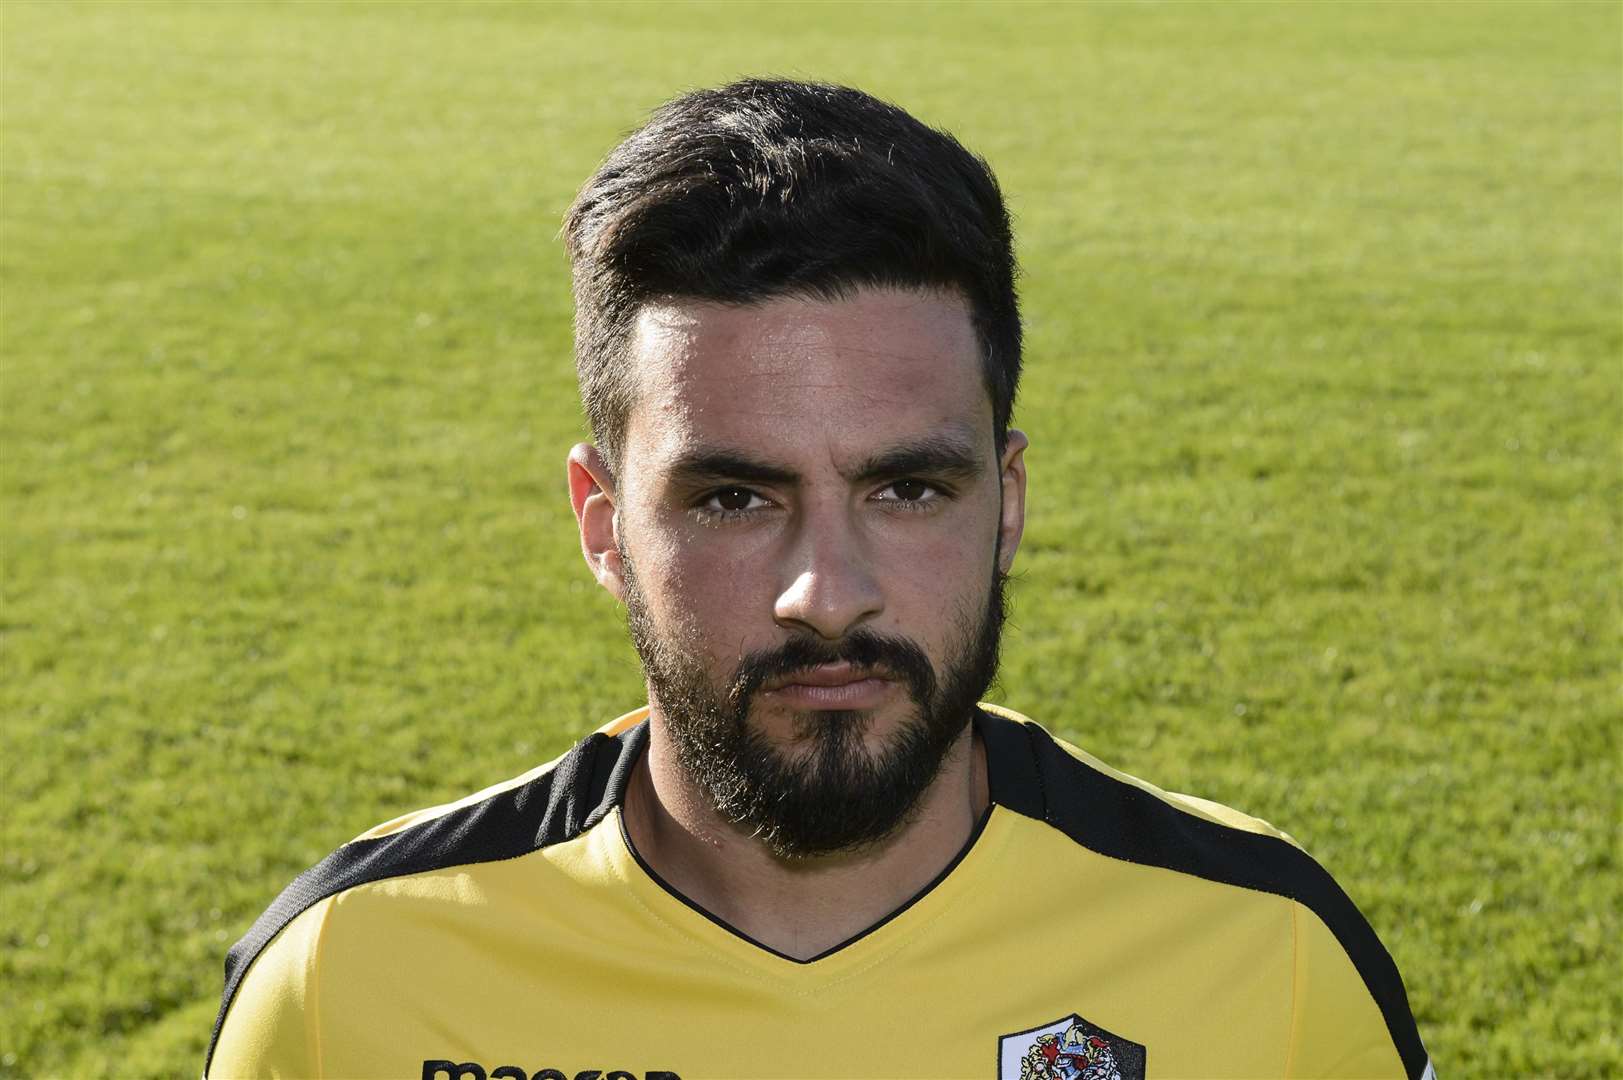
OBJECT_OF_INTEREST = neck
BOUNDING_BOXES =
[621,711,990,961]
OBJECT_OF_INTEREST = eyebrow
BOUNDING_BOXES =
[664,429,986,489]
[848,431,985,485]
[666,448,800,488]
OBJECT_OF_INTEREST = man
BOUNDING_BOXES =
[206,80,1433,1079]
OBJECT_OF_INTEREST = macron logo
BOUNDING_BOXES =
[422,1063,681,1080]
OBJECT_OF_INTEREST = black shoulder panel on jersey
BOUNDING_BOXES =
[203,721,647,1075]
[979,710,1429,1080]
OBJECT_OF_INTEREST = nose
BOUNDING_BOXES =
[773,508,884,640]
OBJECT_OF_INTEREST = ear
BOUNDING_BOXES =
[996,429,1028,575]
[567,443,626,602]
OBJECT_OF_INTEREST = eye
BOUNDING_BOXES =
[889,479,930,501]
[873,478,940,505]
[697,486,771,517]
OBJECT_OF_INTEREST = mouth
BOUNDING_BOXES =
[759,662,896,709]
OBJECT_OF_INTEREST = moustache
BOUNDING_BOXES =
[726,630,937,713]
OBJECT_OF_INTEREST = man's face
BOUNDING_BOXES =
[592,286,1026,857]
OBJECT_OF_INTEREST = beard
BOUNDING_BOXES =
[622,549,1006,860]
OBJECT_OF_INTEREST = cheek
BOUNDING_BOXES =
[874,526,997,637]
[635,525,773,651]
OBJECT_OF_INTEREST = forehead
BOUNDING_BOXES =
[621,287,990,474]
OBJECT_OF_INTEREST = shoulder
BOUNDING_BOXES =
[982,703,1334,897]
[981,703,1294,838]
[204,710,649,1077]
[979,703,1315,881]
[978,704,1432,1080]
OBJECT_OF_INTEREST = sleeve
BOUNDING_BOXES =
[1286,903,1434,1080]
[205,898,332,1079]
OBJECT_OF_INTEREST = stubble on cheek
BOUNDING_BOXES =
[621,538,737,727]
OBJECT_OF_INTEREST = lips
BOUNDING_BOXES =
[759,663,895,708]
[762,662,884,691]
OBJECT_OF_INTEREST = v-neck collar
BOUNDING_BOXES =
[602,708,1026,975]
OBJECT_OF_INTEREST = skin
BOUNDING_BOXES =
[567,286,1028,960]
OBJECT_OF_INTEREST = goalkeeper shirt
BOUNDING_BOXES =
[206,705,1433,1080]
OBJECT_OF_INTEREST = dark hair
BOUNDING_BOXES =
[563,78,1021,471]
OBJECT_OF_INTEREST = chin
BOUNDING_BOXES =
[774,703,920,756]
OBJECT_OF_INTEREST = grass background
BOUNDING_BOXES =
[2,1,1618,1076]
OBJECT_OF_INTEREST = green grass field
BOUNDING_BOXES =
[2,2,1619,1076]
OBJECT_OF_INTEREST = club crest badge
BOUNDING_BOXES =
[997,1013,1147,1080]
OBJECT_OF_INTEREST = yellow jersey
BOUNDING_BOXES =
[206,706,1432,1080]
